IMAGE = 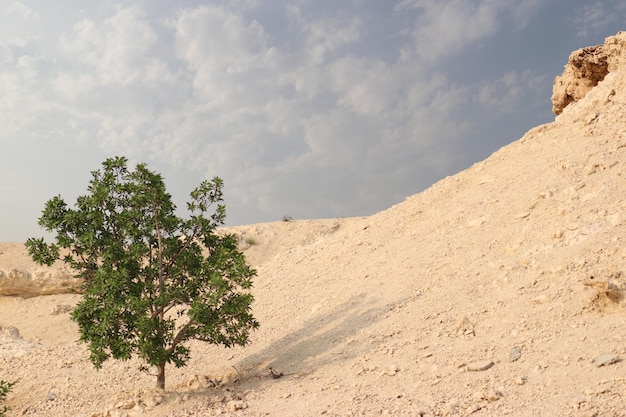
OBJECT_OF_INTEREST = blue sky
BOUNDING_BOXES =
[2,0,626,242]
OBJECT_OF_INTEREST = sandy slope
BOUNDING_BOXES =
[3,34,626,416]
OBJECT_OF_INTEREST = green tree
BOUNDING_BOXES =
[26,157,258,390]
[0,380,16,417]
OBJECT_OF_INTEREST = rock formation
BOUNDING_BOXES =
[552,31,626,114]
[0,244,80,297]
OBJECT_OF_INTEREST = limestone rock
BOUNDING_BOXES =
[0,325,41,357]
[551,31,626,114]
[0,267,81,297]
[593,353,620,367]
[227,400,247,412]
[466,360,494,372]
[509,347,522,362]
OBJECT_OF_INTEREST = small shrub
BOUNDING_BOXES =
[245,236,258,246]
[0,380,16,417]
[282,215,293,222]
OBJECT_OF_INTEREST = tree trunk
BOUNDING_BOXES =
[156,363,166,390]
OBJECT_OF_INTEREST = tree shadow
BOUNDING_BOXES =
[234,293,411,387]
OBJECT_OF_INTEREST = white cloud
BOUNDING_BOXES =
[303,16,361,65]
[59,6,160,85]
[1,2,42,47]
[7,2,40,21]
[572,1,626,39]
[174,5,270,100]
[474,71,546,112]
[397,0,541,61]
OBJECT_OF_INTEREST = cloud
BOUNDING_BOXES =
[396,0,541,61]
[474,70,547,112]
[58,5,160,85]
[572,1,626,39]
[7,2,40,21]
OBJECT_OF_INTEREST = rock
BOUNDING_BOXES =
[509,347,522,362]
[116,400,135,410]
[593,353,620,367]
[227,400,246,412]
[108,410,130,417]
[0,325,41,357]
[142,394,163,408]
[471,391,484,402]
[51,304,73,315]
[466,360,494,372]
[486,390,500,402]
[552,32,626,115]
[514,376,526,385]
[1,326,20,338]
[0,267,80,297]
[380,364,400,377]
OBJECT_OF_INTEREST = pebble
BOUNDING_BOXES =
[593,354,620,367]
[466,360,494,372]
[509,347,522,362]
[486,390,500,402]
[50,304,73,315]
[227,400,246,412]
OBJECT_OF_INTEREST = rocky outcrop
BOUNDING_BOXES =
[0,243,81,297]
[552,31,626,114]
[0,267,80,297]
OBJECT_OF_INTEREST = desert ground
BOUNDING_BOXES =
[2,33,626,417]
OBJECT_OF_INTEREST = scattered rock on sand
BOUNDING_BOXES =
[227,400,247,412]
[466,360,494,372]
[593,354,620,367]
[509,347,522,362]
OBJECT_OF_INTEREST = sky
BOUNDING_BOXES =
[2,0,626,242]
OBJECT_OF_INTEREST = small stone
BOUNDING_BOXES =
[51,304,73,315]
[119,400,135,410]
[486,390,500,402]
[108,410,129,417]
[471,391,484,402]
[143,394,163,408]
[509,347,522,362]
[47,392,57,401]
[466,360,494,372]
[514,376,526,385]
[227,400,246,412]
[593,354,620,367]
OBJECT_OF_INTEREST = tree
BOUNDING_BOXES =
[26,156,258,390]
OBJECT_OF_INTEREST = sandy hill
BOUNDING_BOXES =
[2,32,626,416]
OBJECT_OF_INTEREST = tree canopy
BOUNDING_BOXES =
[26,156,258,389]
